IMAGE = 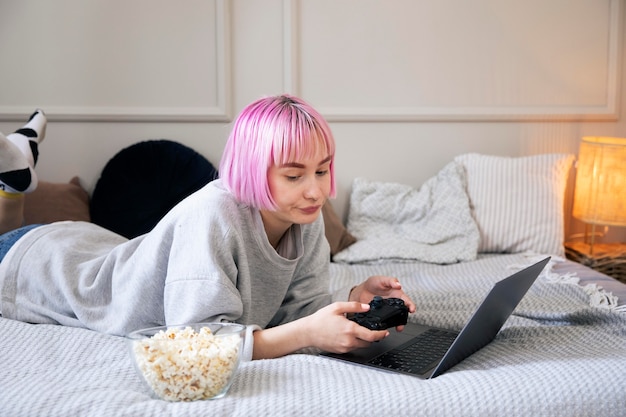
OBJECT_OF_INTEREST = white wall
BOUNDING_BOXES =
[1,0,625,242]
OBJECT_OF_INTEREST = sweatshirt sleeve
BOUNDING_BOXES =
[241,324,261,361]
[160,189,249,327]
[163,273,244,325]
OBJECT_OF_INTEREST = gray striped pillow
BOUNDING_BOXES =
[455,153,575,256]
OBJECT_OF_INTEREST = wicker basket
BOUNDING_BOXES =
[564,242,626,284]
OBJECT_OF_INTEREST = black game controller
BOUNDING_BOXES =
[349,296,409,330]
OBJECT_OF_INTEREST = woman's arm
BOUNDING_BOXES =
[251,301,388,359]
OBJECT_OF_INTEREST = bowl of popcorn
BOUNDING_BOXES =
[127,322,245,401]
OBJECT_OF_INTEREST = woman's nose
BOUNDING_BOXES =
[304,179,322,201]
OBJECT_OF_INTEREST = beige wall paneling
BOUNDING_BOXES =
[0,0,231,122]
[284,0,621,122]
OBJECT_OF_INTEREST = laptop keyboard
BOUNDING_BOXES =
[368,328,458,374]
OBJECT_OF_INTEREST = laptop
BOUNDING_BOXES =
[322,257,550,379]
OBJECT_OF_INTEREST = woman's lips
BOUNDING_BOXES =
[300,205,321,215]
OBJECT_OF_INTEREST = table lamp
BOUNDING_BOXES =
[572,136,626,254]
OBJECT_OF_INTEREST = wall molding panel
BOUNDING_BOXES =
[283,0,622,122]
[0,0,231,122]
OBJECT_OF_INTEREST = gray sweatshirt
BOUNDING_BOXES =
[0,180,347,360]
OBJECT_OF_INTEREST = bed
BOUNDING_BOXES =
[1,148,625,416]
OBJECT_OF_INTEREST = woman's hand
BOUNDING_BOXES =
[305,302,389,353]
[252,301,388,359]
[349,275,417,330]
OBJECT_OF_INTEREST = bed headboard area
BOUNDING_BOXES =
[20,146,576,262]
[1,0,625,243]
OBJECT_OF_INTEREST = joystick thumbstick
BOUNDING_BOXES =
[371,296,383,309]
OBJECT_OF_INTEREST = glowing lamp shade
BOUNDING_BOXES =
[572,137,626,227]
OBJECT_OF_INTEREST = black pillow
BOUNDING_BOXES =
[90,140,218,239]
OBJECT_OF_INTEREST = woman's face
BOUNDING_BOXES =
[263,147,332,230]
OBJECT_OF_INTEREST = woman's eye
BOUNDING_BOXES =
[316,170,329,177]
[286,175,300,181]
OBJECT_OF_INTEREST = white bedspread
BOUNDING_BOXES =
[1,254,625,416]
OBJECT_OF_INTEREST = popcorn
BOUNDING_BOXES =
[132,326,242,401]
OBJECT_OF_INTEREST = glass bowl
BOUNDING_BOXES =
[127,322,245,401]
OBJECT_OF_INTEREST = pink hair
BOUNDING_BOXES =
[219,94,336,210]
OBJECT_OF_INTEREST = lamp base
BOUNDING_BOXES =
[564,241,626,284]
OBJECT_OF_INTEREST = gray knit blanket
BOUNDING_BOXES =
[1,254,625,416]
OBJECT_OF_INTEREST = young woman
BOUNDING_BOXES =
[0,95,415,360]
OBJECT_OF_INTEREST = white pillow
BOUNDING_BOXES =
[454,153,575,256]
[333,161,480,264]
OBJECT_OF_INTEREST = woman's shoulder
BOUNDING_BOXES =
[164,179,255,227]
[170,179,234,210]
